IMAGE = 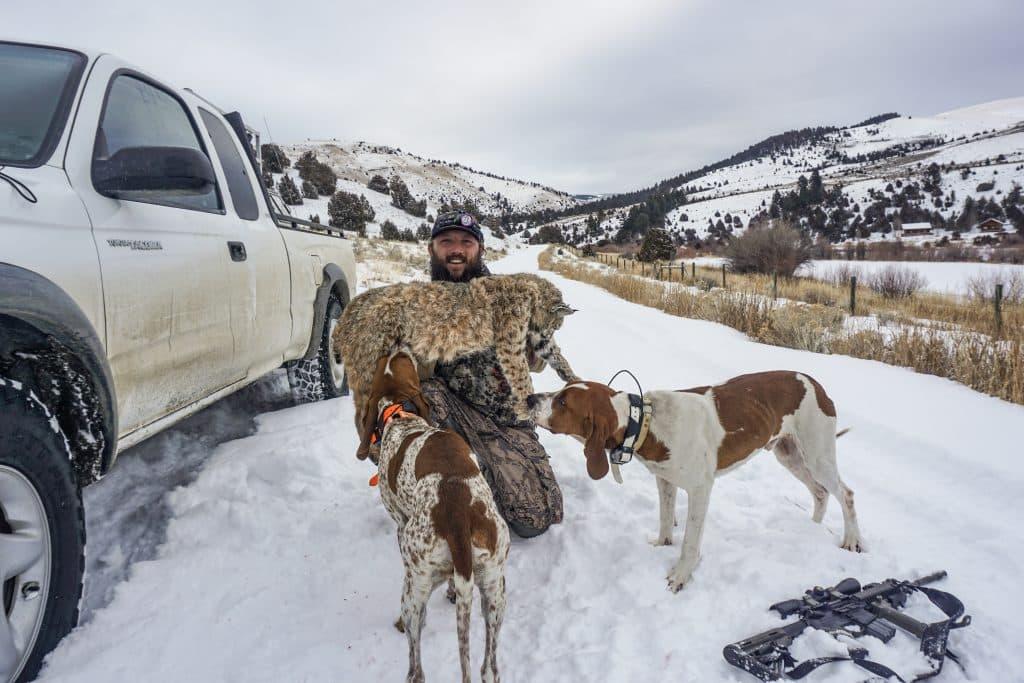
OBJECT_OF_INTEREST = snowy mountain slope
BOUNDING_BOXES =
[564,98,1024,244]
[283,140,578,215]
[37,247,1022,682]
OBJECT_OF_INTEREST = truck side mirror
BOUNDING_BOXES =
[93,146,216,197]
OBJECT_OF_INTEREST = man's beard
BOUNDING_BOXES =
[430,252,487,282]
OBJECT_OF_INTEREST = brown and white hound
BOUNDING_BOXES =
[361,351,510,683]
[527,371,865,592]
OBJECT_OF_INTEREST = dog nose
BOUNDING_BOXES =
[526,394,539,409]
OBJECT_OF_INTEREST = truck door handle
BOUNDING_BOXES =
[228,241,247,262]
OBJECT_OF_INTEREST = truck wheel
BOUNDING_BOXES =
[287,293,348,403]
[0,378,84,683]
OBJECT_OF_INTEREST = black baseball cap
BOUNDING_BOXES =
[431,211,484,243]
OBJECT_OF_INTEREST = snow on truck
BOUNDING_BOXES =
[0,40,355,681]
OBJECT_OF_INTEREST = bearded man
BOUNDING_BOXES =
[420,210,564,538]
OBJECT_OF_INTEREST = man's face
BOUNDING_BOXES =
[429,230,484,282]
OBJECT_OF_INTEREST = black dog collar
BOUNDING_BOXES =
[609,393,653,465]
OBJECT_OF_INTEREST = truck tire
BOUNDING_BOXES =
[0,378,84,683]
[287,293,348,403]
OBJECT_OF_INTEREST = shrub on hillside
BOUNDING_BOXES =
[530,224,564,244]
[301,180,318,199]
[723,222,810,277]
[261,144,289,173]
[368,174,390,194]
[277,175,302,206]
[867,265,927,299]
[416,223,431,241]
[328,190,374,232]
[296,151,337,195]
[380,220,400,240]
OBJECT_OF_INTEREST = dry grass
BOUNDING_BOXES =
[545,247,1024,405]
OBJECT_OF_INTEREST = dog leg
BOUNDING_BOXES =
[667,482,712,593]
[799,435,866,552]
[772,435,829,523]
[650,477,677,546]
[477,567,506,683]
[453,571,473,683]
[401,569,430,683]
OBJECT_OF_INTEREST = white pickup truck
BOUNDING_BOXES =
[0,40,356,682]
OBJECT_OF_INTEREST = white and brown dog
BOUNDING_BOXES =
[527,371,865,592]
[361,351,510,683]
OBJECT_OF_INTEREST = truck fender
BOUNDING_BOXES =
[301,263,351,361]
[0,264,117,485]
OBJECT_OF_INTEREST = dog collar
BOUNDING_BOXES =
[610,393,653,465]
[371,398,421,445]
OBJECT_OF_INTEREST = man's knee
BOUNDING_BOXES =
[506,517,551,539]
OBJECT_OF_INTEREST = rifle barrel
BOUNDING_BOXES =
[912,570,947,586]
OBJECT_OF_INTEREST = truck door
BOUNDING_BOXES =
[65,60,241,435]
[196,108,291,379]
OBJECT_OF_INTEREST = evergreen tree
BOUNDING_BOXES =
[416,223,431,241]
[328,190,374,232]
[368,174,390,194]
[808,169,824,204]
[261,144,290,174]
[277,175,302,205]
[380,220,400,240]
[637,228,675,262]
[301,180,318,199]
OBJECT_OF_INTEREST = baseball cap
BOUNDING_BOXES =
[431,211,484,243]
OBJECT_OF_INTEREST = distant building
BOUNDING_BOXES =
[899,222,933,237]
[975,217,1008,233]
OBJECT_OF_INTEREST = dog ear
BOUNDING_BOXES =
[583,414,611,481]
[356,395,378,460]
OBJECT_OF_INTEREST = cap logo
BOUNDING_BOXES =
[460,214,474,226]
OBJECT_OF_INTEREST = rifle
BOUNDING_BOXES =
[723,571,971,681]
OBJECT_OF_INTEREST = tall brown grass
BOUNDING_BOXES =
[542,247,1024,405]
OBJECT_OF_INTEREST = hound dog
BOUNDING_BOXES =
[527,371,865,592]
[361,351,510,683]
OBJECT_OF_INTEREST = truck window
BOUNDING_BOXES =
[0,41,86,167]
[92,74,221,213]
[199,108,259,221]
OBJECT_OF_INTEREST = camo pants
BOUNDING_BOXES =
[420,379,563,538]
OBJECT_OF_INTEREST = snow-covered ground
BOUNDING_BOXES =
[39,247,1022,682]
[802,259,1024,297]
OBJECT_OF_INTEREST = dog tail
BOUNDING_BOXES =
[836,427,851,439]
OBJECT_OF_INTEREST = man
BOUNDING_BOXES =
[420,210,564,538]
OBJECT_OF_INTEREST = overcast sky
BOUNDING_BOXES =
[8,0,1024,194]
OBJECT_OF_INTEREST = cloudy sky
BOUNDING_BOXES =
[8,0,1024,194]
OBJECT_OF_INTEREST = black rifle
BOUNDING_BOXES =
[723,571,971,682]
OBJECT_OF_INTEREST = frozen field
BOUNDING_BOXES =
[37,247,1023,682]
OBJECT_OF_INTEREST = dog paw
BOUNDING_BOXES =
[841,537,867,553]
[666,574,690,593]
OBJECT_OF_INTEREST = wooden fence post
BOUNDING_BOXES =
[995,283,1003,336]
[692,262,696,279]
[849,276,857,315]
[772,271,778,300]
[721,264,726,288]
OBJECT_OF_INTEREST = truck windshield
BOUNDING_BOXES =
[0,43,86,167]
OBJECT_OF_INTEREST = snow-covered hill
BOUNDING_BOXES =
[551,98,1024,246]
[285,140,575,214]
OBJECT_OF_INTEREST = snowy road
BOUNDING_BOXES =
[39,247,1023,682]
